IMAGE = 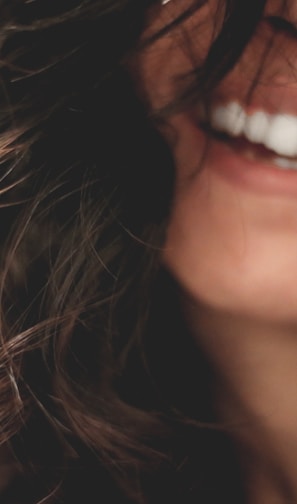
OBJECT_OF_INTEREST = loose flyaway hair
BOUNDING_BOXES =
[0,0,290,502]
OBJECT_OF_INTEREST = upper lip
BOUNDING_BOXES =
[210,79,297,117]
[206,12,297,117]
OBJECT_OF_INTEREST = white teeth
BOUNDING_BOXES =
[211,102,245,137]
[273,157,297,170]
[264,115,297,158]
[244,111,270,144]
[210,101,297,159]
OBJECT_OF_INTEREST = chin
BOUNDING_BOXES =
[162,105,297,327]
[164,230,297,324]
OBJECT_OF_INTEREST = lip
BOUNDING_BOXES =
[210,86,297,117]
[195,124,297,199]
[207,23,297,118]
[192,19,297,198]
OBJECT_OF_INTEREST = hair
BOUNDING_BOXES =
[0,0,276,502]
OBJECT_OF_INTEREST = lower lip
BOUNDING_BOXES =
[200,131,297,198]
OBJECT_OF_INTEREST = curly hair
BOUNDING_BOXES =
[0,0,267,502]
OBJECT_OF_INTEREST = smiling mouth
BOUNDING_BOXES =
[199,100,297,171]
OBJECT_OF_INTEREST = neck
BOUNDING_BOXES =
[184,297,297,503]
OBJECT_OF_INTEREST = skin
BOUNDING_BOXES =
[132,0,297,501]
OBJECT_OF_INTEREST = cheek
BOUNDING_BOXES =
[163,167,249,314]
[131,0,222,111]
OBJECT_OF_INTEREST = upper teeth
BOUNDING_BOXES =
[210,102,297,158]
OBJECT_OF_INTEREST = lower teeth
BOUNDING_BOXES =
[273,157,297,170]
[212,129,297,171]
[232,141,297,171]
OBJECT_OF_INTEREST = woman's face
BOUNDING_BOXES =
[133,0,297,324]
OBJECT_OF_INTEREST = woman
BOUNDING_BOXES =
[134,0,297,501]
[0,0,294,502]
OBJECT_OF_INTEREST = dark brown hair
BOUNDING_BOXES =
[0,0,270,502]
